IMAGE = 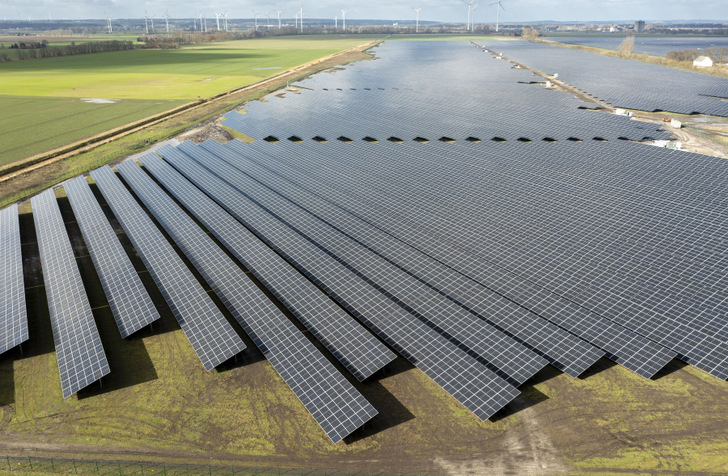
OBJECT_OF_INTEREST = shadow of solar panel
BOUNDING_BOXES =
[139,151,396,382]
[89,166,245,371]
[0,204,28,354]
[116,158,377,443]
[30,189,110,398]
[64,176,160,338]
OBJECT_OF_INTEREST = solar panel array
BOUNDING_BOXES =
[155,143,522,421]
[0,204,28,355]
[202,139,606,378]
[30,189,110,398]
[115,158,378,443]
[221,139,678,379]
[4,39,727,441]
[90,165,246,371]
[64,176,161,338]
[138,151,396,382]
[221,41,672,144]
[229,137,728,378]
[476,40,728,116]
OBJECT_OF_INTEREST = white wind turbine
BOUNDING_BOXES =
[298,6,303,32]
[105,13,113,34]
[144,11,149,34]
[489,0,504,32]
[223,11,228,31]
[215,12,221,31]
[413,7,421,33]
[460,0,474,31]
[274,9,282,29]
[470,3,478,30]
[164,10,170,33]
[341,9,347,32]
[334,15,337,29]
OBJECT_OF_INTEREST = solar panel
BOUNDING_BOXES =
[115,158,378,443]
[64,176,161,338]
[30,189,110,398]
[213,139,607,378]
[89,165,245,371]
[138,152,396,382]
[245,139,679,378]
[156,144,521,421]
[0,204,29,354]
[184,140,551,386]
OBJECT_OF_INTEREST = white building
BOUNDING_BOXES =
[693,56,713,68]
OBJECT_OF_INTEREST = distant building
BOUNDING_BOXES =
[635,20,645,32]
[693,56,714,68]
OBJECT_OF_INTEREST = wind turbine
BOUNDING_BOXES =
[224,11,228,31]
[252,9,260,30]
[460,0,474,31]
[341,9,347,32]
[164,11,170,33]
[489,0,504,32]
[274,9,282,29]
[150,14,155,33]
[215,12,221,31]
[144,11,149,34]
[105,13,112,34]
[471,3,478,30]
[334,15,337,29]
[413,7,421,33]
[298,6,303,32]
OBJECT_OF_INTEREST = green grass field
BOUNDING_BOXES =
[0,35,382,165]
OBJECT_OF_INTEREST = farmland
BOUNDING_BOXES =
[0,35,383,165]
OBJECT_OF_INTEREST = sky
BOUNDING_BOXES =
[1,0,726,24]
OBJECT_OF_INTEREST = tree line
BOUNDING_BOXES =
[0,40,134,62]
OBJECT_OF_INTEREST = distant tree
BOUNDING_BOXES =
[617,36,634,57]
[522,27,539,41]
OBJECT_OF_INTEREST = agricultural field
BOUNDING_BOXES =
[0,194,726,475]
[0,35,383,165]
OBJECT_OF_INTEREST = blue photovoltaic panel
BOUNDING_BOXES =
[139,152,396,382]
[0,204,29,354]
[237,139,678,379]
[215,139,606,378]
[157,144,521,421]
[117,158,378,443]
[31,189,110,398]
[183,140,547,388]
[90,165,245,371]
[65,176,161,338]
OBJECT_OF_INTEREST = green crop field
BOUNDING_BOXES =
[0,35,383,165]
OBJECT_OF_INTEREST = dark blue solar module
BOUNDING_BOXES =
[31,189,110,398]
[0,204,28,355]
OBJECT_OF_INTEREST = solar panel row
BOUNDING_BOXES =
[0,204,28,355]
[64,176,161,339]
[90,165,246,371]
[156,143,522,421]
[30,189,110,398]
